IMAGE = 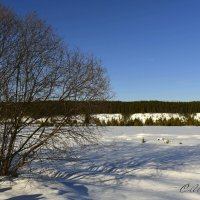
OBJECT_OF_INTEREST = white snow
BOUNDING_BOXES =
[92,113,200,123]
[22,113,200,124]
[92,113,123,122]
[1,126,200,199]
[130,113,186,122]
[193,113,200,121]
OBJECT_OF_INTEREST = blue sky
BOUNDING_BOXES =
[1,0,200,101]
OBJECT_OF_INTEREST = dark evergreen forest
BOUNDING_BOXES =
[1,101,200,117]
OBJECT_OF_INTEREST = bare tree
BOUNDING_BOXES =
[0,5,111,177]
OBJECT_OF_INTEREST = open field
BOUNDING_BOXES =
[1,126,200,200]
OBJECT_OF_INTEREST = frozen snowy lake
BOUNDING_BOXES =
[1,126,200,200]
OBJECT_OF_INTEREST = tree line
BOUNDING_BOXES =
[1,101,200,118]
[90,101,200,114]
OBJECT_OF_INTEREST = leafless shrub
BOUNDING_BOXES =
[0,4,111,177]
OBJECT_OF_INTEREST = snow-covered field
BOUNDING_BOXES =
[1,126,200,200]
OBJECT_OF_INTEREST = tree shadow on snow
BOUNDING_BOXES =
[0,187,12,192]
[51,180,93,200]
[6,194,43,200]
[63,142,200,182]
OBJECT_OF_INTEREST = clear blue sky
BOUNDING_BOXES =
[1,0,200,101]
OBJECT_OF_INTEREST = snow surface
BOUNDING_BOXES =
[1,126,200,199]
